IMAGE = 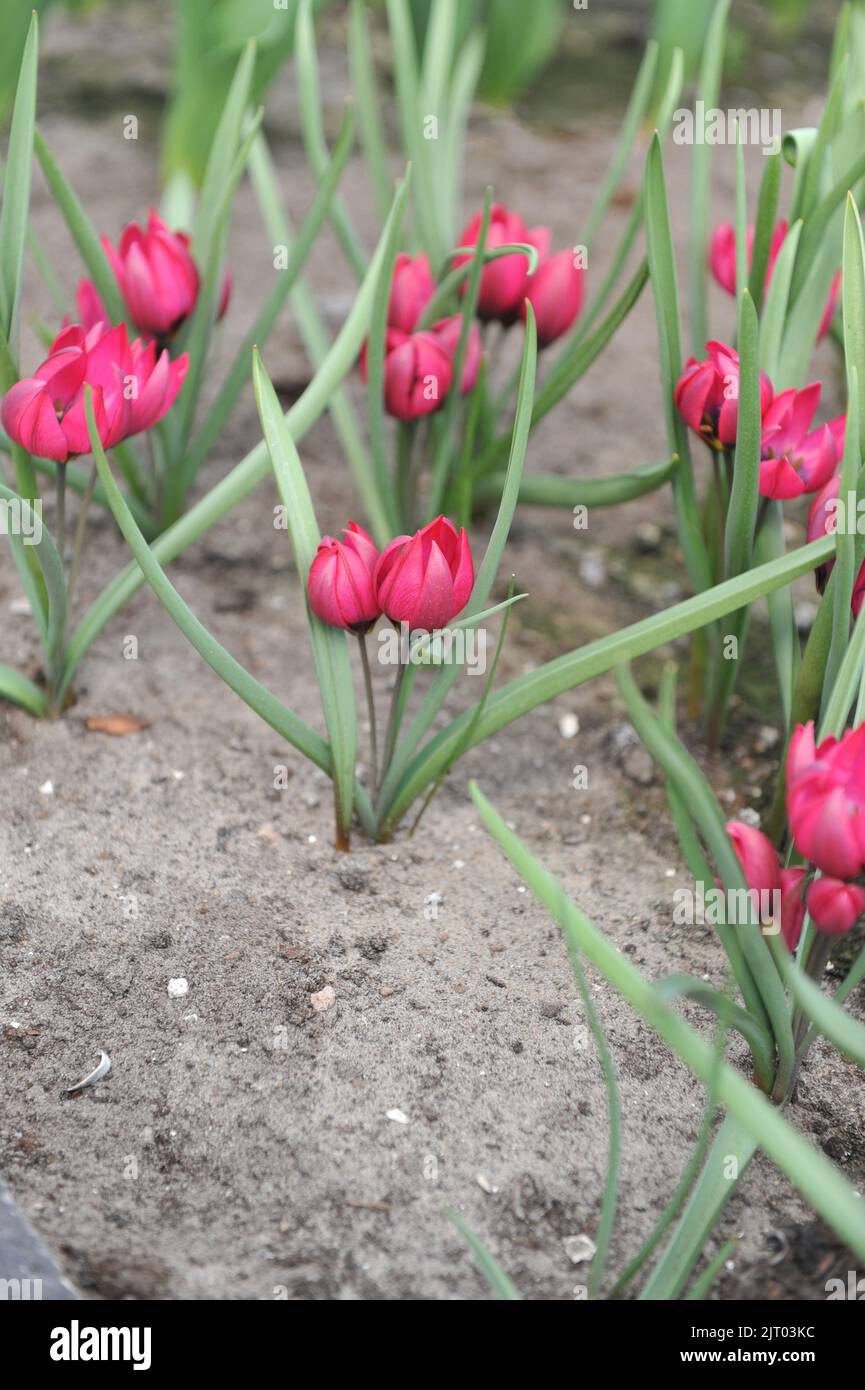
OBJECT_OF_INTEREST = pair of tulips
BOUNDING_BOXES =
[308,515,474,636]
[729,721,865,943]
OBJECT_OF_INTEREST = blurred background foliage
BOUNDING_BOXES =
[0,0,847,185]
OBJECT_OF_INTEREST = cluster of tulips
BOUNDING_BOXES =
[1,211,221,464]
[728,721,865,944]
[363,201,583,421]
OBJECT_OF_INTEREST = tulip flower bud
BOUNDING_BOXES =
[522,249,584,347]
[779,867,807,952]
[786,721,865,880]
[380,331,454,421]
[806,877,865,936]
[308,522,381,634]
[388,253,436,333]
[429,315,483,394]
[455,204,551,325]
[726,821,781,897]
[710,219,839,339]
[375,516,474,632]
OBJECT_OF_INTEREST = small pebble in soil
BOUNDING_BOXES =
[425,892,444,908]
[310,985,335,1013]
[385,1108,409,1124]
[476,1174,498,1194]
[558,712,579,740]
[739,807,761,827]
[634,520,663,552]
[39,780,53,796]
[562,1234,596,1265]
[167,978,189,998]
[579,549,607,589]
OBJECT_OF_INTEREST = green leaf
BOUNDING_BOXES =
[654,975,774,1080]
[585,38,659,254]
[385,535,835,829]
[348,0,391,224]
[386,0,442,265]
[842,192,865,456]
[472,457,676,510]
[471,785,865,1272]
[774,942,865,1069]
[184,102,358,490]
[759,217,801,380]
[0,661,47,717]
[440,30,484,250]
[748,151,781,314]
[0,11,38,355]
[86,391,368,821]
[33,128,127,328]
[296,0,366,280]
[0,479,66,696]
[365,168,411,531]
[688,2,729,351]
[253,349,357,845]
[823,361,860,710]
[446,1210,522,1300]
[193,38,256,255]
[724,291,761,581]
[644,134,711,595]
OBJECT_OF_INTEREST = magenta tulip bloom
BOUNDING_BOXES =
[375,516,474,632]
[758,383,838,500]
[308,522,381,634]
[388,253,436,333]
[675,340,773,451]
[806,877,865,936]
[726,820,781,898]
[786,721,865,880]
[379,329,454,420]
[807,470,865,617]
[1,321,187,463]
[429,315,483,394]
[455,204,551,325]
[522,248,584,347]
[710,220,839,340]
[102,211,199,339]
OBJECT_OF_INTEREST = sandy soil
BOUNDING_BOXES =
[0,4,862,1300]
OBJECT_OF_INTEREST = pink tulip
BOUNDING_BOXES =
[806,877,865,936]
[675,340,773,451]
[522,248,584,347]
[378,329,454,421]
[388,253,436,333]
[102,211,199,339]
[726,820,781,898]
[786,721,865,879]
[429,315,483,394]
[807,473,865,617]
[758,383,838,500]
[76,278,109,334]
[455,204,551,325]
[375,515,474,631]
[780,867,807,952]
[0,321,188,463]
[308,522,381,634]
[710,219,839,339]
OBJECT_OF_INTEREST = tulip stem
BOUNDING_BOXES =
[66,461,98,613]
[381,661,408,794]
[55,464,67,565]
[357,633,378,799]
